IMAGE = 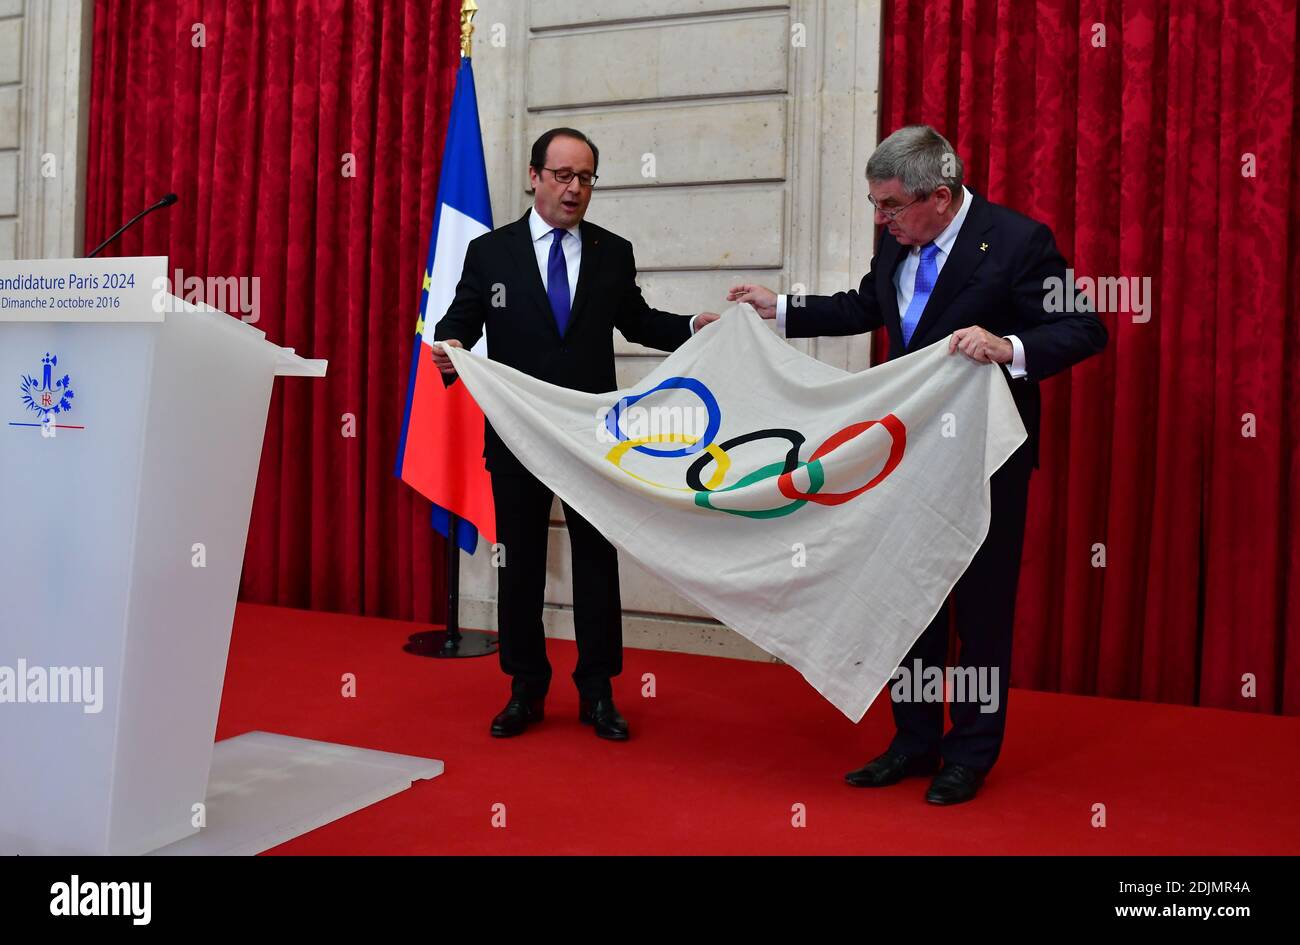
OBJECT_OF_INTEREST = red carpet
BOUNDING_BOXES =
[217,603,1300,855]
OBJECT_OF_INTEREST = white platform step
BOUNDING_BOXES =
[149,732,443,856]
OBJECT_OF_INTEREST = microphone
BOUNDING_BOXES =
[86,193,179,258]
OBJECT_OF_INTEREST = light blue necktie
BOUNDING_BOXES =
[547,228,571,335]
[901,242,941,347]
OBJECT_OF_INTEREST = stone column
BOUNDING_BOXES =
[0,0,94,261]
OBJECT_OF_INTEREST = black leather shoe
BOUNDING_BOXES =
[925,763,986,805]
[490,697,544,738]
[844,749,940,787]
[578,697,629,740]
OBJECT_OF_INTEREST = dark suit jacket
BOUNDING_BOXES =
[435,209,695,475]
[786,191,1107,466]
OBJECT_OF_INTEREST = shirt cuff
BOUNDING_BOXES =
[689,313,700,334]
[1006,334,1027,379]
[775,294,788,336]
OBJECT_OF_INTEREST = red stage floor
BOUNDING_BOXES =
[217,603,1300,855]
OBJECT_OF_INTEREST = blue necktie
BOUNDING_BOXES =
[901,242,941,347]
[547,228,571,335]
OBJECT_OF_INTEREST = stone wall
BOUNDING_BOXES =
[460,0,884,660]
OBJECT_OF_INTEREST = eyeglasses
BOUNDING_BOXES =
[541,166,599,188]
[868,192,928,221]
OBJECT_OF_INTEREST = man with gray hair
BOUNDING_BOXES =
[730,125,1106,804]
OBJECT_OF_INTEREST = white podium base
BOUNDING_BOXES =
[147,732,443,856]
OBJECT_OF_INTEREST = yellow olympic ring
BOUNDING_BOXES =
[605,434,731,492]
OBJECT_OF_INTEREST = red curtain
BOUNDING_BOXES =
[85,0,461,622]
[881,0,1300,714]
[84,1,1299,714]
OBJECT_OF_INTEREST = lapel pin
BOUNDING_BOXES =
[979,242,988,252]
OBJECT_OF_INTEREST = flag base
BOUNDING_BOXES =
[404,628,499,659]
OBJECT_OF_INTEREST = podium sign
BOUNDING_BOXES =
[0,255,167,322]
[0,257,326,855]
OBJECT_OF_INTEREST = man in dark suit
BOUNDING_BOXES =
[433,128,715,741]
[730,125,1106,804]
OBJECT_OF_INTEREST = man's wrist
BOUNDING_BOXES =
[1004,334,1027,378]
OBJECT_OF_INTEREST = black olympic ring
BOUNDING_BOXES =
[685,429,806,493]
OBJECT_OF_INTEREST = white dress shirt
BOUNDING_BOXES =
[529,207,581,300]
[776,186,1027,377]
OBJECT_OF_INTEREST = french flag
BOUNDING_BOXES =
[395,56,495,553]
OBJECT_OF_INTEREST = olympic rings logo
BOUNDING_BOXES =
[601,377,907,518]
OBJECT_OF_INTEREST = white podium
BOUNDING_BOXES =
[0,257,329,855]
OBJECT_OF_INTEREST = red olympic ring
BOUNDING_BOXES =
[775,414,906,505]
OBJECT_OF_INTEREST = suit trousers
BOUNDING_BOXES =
[888,439,1034,771]
[490,468,623,702]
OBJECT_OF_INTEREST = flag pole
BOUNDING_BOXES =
[404,0,497,660]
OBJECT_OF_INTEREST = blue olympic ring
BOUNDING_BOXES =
[603,376,722,457]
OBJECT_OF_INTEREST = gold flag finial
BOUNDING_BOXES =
[460,0,479,58]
